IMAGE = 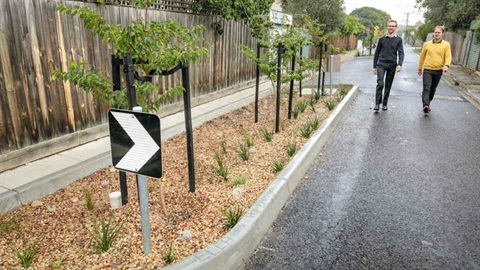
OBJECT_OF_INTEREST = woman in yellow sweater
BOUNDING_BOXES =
[417,26,452,113]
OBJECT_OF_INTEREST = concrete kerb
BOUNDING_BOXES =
[160,86,359,270]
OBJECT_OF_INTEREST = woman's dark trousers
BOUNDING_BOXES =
[422,69,442,107]
[375,66,396,106]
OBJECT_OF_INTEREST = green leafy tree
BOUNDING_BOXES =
[350,6,391,36]
[281,0,346,33]
[415,22,434,41]
[191,0,274,38]
[53,2,209,112]
[416,0,480,31]
[241,18,320,92]
[340,15,365,36]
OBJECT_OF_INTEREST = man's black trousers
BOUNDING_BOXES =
[375,66,396,106]
[422,69,443,107]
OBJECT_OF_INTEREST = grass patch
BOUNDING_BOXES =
[323,97,337,111]
[83,189,95,211]
[11,244,38,268]
[212,151,229,181]
[272,157,286,173]
[231,175,247,186]
[162,242,175,265]
[261,127,273,142]
[225,206,243,229]
[235,142,249,161]
[91,216,123,254]
[286,142,297,157]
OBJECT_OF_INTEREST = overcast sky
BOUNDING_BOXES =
[343,0,425,26]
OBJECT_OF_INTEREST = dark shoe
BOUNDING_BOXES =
[374,104,380,111]
[382,105,388,111]
[423,106,429,113]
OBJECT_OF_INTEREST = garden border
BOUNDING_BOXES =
[161,86,359,270]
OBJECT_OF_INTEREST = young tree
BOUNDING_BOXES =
[191,0,274,38]
[52,2,209,112]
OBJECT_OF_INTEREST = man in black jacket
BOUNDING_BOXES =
[372,20,404,111]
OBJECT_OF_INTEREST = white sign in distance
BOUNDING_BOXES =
[108,109,162,178]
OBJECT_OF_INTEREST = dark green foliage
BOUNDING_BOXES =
[162,242,175,265]
[11,244,38,268]
[91,216,123,253]
[272,157,286,173]
[225,206,243,229]
[212,151,229,181]
[261,127,273,142]
[286,142,297,157]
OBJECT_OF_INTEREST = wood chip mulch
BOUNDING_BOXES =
[0,86,350,269]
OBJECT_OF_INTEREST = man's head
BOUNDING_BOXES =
[387,20,398,35]
[433,26,445,42]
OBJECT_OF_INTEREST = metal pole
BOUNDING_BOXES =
[181,64,196,193]
[321,43,327,96]
[288,54,295,119]
[299,46,303,97]
[112,55,128,205]
[124,53,138,109]
[130,106,152,254]
[137,174,152,254]
[275,44,282,133]
[255,42,260,123]
[317,42,323,95]
[330,55,333,95]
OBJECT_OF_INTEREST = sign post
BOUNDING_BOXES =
[108,108,162,254]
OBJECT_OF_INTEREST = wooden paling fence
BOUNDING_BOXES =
[0,0,259,156]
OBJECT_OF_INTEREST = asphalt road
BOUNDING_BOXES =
[245,46,480,270]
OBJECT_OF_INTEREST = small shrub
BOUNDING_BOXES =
[83,189,95,211]
[308,99,316,112]
[339,84,350,97]
[286,142,297,157]
[310,117,319,130]
[296,100,307,113]
[292,107,299,119]
[314,90,322,101]
[235,143,249,161]
[231,175,247,186]
[273,157,286,173]
[244,135,254,148]
[11,244,38,269]
[226,206,243,229]
[324,97,337,111]
[212,151,229,181]
[299,122,313,138]
[262,127,273,142]
[162,242,175,265]
[91,216,123,253]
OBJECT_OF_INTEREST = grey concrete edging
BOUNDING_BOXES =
[160,86,359,270]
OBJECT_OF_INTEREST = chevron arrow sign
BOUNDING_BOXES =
[108,109,162,178]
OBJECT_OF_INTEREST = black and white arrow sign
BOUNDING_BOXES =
[108,109,162,178]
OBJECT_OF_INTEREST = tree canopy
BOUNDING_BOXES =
[416,0,480,31]
[414,22,434,42]
[340,15,365,36]
[350,7,391,33]
[281,0,346,33]
[191,0,274,38]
